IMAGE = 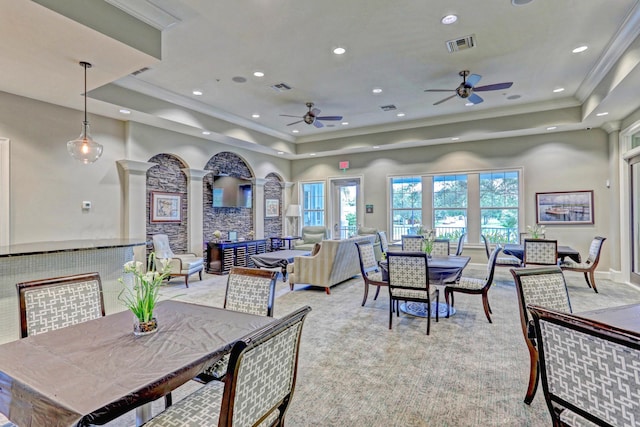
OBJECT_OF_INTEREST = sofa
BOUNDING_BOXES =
[292,226,330,251]
[288,235,376,294]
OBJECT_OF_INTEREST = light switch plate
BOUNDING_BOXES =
[82,201,91,209]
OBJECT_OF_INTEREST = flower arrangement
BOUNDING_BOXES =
[526,224,546,239]
[118,252,171,325]
[248,230,255,238]
[422,229,436,256]
[213,230,222,240]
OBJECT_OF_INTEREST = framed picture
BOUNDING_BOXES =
[150,191,181,223]
[535,190,594,225]
[265,199,279,217]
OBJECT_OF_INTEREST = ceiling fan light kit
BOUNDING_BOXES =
[425,69,513,106]
[280,102,343,129]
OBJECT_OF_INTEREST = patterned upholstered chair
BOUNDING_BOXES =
[198,267,278,382]
[481,234,522,267]
[529,305,640,426]
[454,233,467,256]
[152,234,204,287]
[432,239,450,256]
[510,266,572,405]
[355,241,388,306]
[377,231,389,258]
[143,306,311,427]
[444,246,501,323]
[401,235,424,252]
[560,236,606,293]
[386,252,439,335]
[17,272,105,338]
[523,238,558,267]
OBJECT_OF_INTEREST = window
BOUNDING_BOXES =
[301,182,325,226]
[480,171,519,243]
[391,177,422,240]
[433,175,467,240]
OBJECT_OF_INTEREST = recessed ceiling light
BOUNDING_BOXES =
[372,88,383,94]
[309,153,316,156]
[341,122,349,125]
[119,109,131,115]
[292,129,299,133]
[277,151,284,155]
[333,47,346,55]
[546,126,557,130]
[251,113,260,118]
[192,90,203,96]
[253,71,264,77]
[202,131,211,135]
[465,102,474,106]
[596,112,609,117]
[396,112,405,117]
[572,45,588,53]
[553,88,565,93]
[373,146,380,149]
[451,137,460,141]
[441,14,458,25]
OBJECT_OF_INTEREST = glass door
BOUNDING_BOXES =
[630,156,640,285]
[330,178,361,239]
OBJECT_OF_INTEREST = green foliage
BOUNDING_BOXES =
[118,253,171,322]
[345,212,357,227]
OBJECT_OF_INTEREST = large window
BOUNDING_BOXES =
[433,175,467,240]
[301,182,325,226]
[391,177,422,240]
[480,171,519,243]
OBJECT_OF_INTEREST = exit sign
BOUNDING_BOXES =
[339,161,349,169]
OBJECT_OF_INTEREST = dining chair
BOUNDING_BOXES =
[16,272,105,338]
[432,239,450,256]
[529,304,640,426]
[198,267,278,383]
[454,233,467,256]
[523,238,558,266]
[444,245,501,323]
[401,235,424,252]
[142,306,312,427]
[152,233,204,287]
[386,251,439,335]
[355,241,388,306]
[560,236,606,293]
[510,266,572,405]
[481,234,522,267]
[377,230,389,258]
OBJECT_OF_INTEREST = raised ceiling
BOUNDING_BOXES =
[2,0,640,158]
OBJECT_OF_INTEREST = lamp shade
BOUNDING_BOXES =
[67,121,103,164]
[285,204,301,217]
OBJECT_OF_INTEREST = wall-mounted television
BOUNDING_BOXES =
[212,176,252,208]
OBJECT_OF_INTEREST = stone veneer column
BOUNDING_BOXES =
[182,168,209,256]
[117,160,156,261]
[254,178,267,239]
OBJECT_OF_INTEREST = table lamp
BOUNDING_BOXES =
[285,204,301,236]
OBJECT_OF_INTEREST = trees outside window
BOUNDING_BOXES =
[391,177,422,240]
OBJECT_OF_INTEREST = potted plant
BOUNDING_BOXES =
[118,252,171,336]
[422,229,436,258]
[526,224,546,239]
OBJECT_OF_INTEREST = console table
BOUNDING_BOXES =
[206,239,268,274]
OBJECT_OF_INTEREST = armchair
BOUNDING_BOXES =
[152,234,204,288]
[560,236,606,293]
[293,225,329,251]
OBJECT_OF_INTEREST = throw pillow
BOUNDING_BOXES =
[303,232,325,244]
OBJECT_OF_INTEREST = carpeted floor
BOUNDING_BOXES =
[2,266,639,426]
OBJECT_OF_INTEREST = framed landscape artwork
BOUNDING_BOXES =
[150,192,181,223]
[535,190,594,225]
[265,199,279,217]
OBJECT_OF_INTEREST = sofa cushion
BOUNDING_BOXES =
[303,233,325,244]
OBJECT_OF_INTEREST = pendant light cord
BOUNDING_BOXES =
[80,61,92,125]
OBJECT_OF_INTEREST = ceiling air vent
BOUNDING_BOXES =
[270,82,292,92]
[445,34,476,53]
[131,67,151,76]
[380,104,397,111]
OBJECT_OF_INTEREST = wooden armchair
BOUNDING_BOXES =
[401,235,423,252]
[481,235,522,267]
[355,241,388,306]
[560,236,606,293]
[432,239,450,256]
[523,238,558,266]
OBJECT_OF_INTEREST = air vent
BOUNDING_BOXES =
[445,34,476,53]
[380,104,397,111]
[270,82,292,92]
[131,67,150,76]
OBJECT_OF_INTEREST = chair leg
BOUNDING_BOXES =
[524,340,539,405]
[373,285,381,301]
[198,270,202,280]
[444,289,451,318]
[481,292,492,323]
[361,282,369,306]
[426,300,431,335]
[435,292,439,323]
[487,298,492,314]
[583,272,592,289]
[184,275,189,288]
[589,271,598,293]
[389,299,394,330]
[164,392,172,408]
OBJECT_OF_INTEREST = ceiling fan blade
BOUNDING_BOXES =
[433,94,457,105]
[474,82,513,92]
[280,114,302,118]
[317,116,343,121]
[313,120,324,128]
[311,108,321,116]
[469,93,484,104]
[425,89,454,92]
[287,120,304,126]
[466,74,482,87]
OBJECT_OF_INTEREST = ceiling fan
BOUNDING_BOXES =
[425,70,513,105]
[280,102,343,128]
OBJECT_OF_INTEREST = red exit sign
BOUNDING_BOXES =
[339,161,349,169]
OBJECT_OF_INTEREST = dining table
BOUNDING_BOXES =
[575,302,640,334]
[380,255,471,318]
[0,300,276,427]
[502,243,582,263]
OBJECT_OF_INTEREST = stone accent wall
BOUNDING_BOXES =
[203,152,254,241]
[146,154,188,253]
[264,173,283,238]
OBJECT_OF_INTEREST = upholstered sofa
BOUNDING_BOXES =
[288,235,376,294]
[292,226,330,251]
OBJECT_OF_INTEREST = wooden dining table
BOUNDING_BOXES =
[575,302,640,333]
[502,244,582,263]
[0,300,276,427]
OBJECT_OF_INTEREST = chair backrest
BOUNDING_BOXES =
[432,239,450,256]
[510,266,572,340]
[401,235,424,252]
[355,241,378,277]
[585,236,606,265]
[224,267,277,317]
[220,306,311,427]
[524,238,558,266]
[300,225,329,239]
[481,234,492,259]
[377,231,389,255]
[17,273,105,338]
[455,233,467,256]
[387,251,429,291]
[484,245,502,287]
[152,233,175,258]
[529,305,640,427]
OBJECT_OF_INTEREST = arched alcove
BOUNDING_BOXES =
[264,172,284,238]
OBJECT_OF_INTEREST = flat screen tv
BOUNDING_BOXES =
[212,176,252,208]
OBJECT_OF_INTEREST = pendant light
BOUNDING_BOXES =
[67,61,103,164]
